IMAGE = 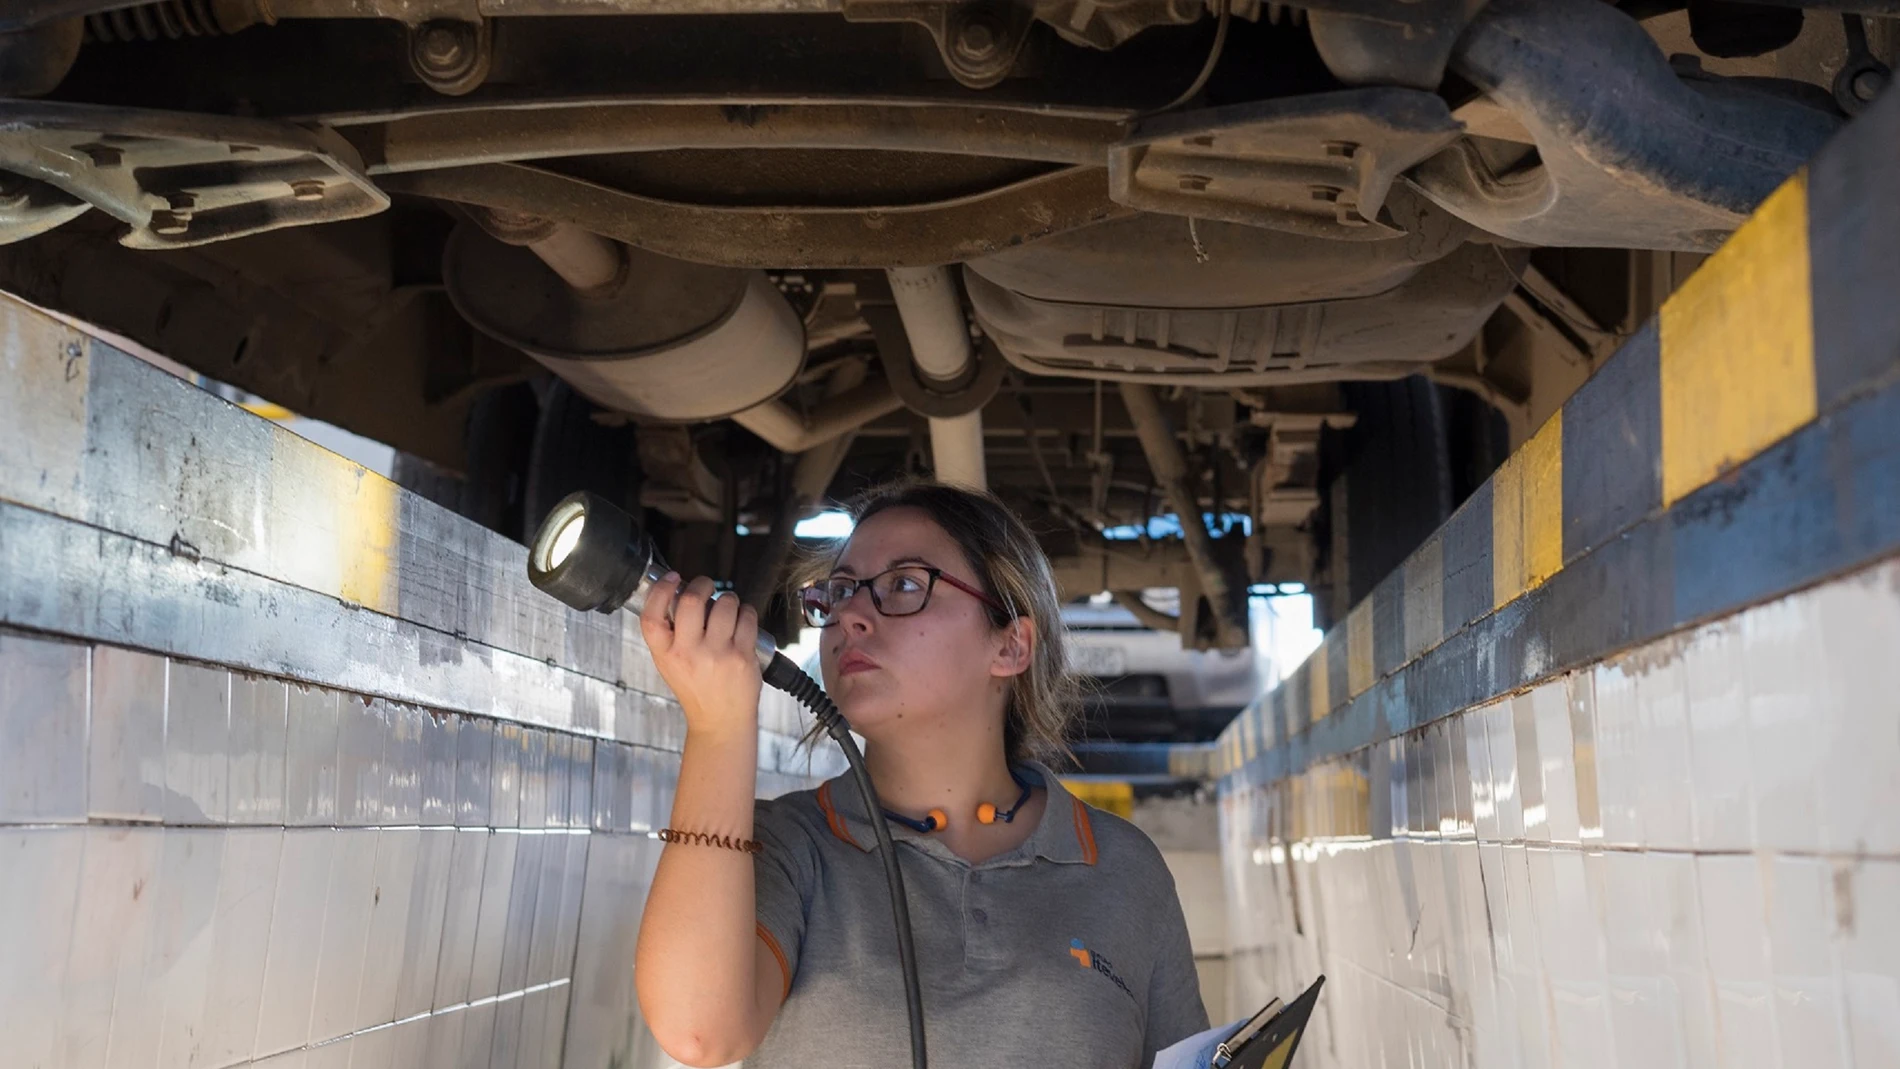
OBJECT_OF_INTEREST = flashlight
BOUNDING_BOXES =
[528,490,781,670]
[525,489,929,1069]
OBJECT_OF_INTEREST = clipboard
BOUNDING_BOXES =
[1209,975,1325,1069]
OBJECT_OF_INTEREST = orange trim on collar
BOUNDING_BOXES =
[756,922,793,1001]
[1071,797,1098,865]
[816,781,861,848]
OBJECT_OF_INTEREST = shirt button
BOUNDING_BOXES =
[971,908,988,924]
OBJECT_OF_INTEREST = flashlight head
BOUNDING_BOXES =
[527,490,659,614]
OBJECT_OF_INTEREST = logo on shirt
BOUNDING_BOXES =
[1069,938,1134,999]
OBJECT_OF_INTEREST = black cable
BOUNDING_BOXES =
[763,653,927,1069]
[1129,0,1232,122]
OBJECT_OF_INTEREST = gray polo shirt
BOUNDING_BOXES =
[747,761,1208,1069]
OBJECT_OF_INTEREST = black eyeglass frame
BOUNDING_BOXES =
[798,565,1009,628]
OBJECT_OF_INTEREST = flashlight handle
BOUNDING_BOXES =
[629,557,783,669]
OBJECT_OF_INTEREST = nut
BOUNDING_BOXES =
[149,210,190,236]
[1852,68,1888,103]
[288,179,326,202]
[954,20,998,60]
[413,21,476,78]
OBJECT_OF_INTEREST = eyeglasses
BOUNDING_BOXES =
[797,565,1008,628]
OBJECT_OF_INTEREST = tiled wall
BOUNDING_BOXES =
[1217,557,1900,1068]
[0,634,827,1069]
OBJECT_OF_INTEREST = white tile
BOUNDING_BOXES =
[434,831,490,1011]
[252,1049,309,1069]
[526,835,569,986]
[1697,854,1781,1069]
[540,987,569,1069]
[491,726,524,831]
[454,719,494,829]
[0,632,90,822]
[389,1016,431,1069]
[458,1002,497,1069]
[567,740,594,834]
[552,835,590,982]
[488,992,526,1069]
[1683,623,1755,851]
[286,687,341,828]
[310,829,380,1043]
[61,827,162,1068]
[1813,567,1900,855]
[425,1008,466,1069]
[1511,695,1547,844]
[1531,681,1580,844]
[349,1023,396,1069]
[89,646,167,823]
[395,828,457,1021]
[255,828,336,1057]
[307,1037,353,1069]
[514,989,549,1069]
[420,712,458,828]
[1741,598,1829,852]
[355,829,421,1032]
[195,828,283,1069]
[1487,703,1524,842]
[1636,647,1696,851]
[1766,856,1850,1069]
[164,663,231,825]
[335,697,386,828]
[1839,859,1900,1069]
[520,731,550,832]
[230,676,289,826]
[1591,661,1643,848]
[152,829,226,1069]
[0,828,85,1069]
[467,832,518,1002]
[498,835,546,995]
[387,703,426,826]
[1602,851,1682,1069]
[1651,852,1722,1069]
[562,837,640,1069]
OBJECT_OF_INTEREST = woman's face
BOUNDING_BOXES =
[818,507,1026,739]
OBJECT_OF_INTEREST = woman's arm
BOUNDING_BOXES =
[631,574,788,1067]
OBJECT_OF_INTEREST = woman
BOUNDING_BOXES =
[634,479,1209,1068]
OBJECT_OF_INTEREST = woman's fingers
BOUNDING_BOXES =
[707,585,741,642]
[674,576,719,640]
[639,572,683,651]
[734,603,760,652]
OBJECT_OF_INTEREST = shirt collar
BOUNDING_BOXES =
[814,759,1098,867]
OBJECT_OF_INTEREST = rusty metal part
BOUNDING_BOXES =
[0,100,387,249]
[337,102,1123,174]
[409,18,490,95]
[730,376,906,453]
[0,173,89,244]
[1109,88,1465,240]
[380,162,1130,268]
[842,0,1035,89]
[82,0,268,40]
[1118,381,1250,648]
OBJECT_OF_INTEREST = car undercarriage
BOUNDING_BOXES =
[0,0,1889,649]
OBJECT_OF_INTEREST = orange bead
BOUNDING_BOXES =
[976,802,998,825]
[926,808,949,831]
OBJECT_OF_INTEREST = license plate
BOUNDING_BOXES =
[1070,645,1126,676]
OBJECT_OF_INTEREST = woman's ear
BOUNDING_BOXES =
[990,616,1037,679]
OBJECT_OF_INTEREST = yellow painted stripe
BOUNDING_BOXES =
[1061,779,1133,819]
[1309,646,1329,724]
[1658,173,1817,507]
[239,400,298,422]
[338,470,401,612]
[1346,599,1374,698]
[1492,411,1564,610]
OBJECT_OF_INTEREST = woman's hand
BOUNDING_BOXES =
[640,572,764,741]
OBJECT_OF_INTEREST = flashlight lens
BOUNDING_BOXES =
[548,511,586,570]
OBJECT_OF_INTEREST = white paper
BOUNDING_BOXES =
[1151,1018,1244,1069]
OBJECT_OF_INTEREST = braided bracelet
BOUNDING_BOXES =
[651,827,764,854]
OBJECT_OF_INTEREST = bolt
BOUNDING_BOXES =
[414,21,475,77]
[1178,174,1212,192]
[288,179,326,202]
[953,19,999,61]
[149,210,190,236]
[1852,68,1888,103]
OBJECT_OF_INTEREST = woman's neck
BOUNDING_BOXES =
[862,716,1024,826]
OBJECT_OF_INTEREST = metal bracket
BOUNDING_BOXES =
[842,0,1035,89]
[1301,0,1490,90]
[1108,88,1465,241]
[0,101,388,249]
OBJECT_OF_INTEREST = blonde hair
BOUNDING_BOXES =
[789,477,1081,764]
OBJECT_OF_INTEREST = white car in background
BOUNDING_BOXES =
[1063,592,1263,744]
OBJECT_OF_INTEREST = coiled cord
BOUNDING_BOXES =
[85,0,240,41]
[763,653,927,1069]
